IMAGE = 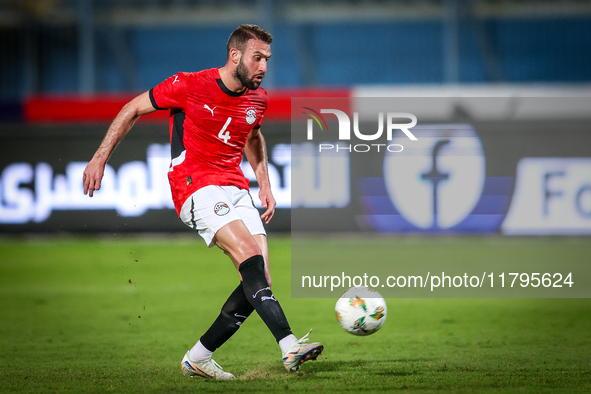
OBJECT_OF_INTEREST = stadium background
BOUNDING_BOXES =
[1,2,591,392]
[1,0,590,235]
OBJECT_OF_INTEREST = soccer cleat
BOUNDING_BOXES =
[283,329,324,372]
[181,351,236,380]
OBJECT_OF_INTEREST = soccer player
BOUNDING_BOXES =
[82,24,322,380]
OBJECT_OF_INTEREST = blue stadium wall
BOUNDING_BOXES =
[2,18,591,98]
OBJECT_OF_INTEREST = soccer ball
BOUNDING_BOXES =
[335,286,387,336]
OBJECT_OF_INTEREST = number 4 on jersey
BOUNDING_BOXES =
[218,117,232,143]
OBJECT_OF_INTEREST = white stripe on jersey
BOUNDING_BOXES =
[169,150,186,172]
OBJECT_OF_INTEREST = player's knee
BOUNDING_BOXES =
[245,244,263,260]
[230,242,261,264]
[213,227,261,262]
[238,255,266,280]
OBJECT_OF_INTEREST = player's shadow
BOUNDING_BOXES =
[300,358,431,375]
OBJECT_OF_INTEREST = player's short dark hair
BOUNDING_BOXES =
[227,24,273,56]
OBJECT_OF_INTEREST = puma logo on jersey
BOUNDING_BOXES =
[172,75,180,84]
[204,104,216,116]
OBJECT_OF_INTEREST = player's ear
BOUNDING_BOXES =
[229,48,241,65]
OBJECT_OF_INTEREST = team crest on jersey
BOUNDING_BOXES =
[214,202,230,216]
[245,107,257,125]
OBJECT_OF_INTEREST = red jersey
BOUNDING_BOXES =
[149,68,268,214]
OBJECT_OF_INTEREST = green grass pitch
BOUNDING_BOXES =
[1,235,590,393]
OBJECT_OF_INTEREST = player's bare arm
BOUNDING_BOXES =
[244,127,276,224]
[83,91,156,197]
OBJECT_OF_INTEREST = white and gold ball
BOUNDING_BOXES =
[335,286,387,336]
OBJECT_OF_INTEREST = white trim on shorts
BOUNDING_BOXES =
[179,185,266,247]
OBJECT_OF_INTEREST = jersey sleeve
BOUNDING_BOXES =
[149,72,189,110]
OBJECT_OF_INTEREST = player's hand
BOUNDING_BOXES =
[259,188,276,224]
[83,158,105,197]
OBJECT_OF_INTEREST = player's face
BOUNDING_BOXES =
[235,39,271,90]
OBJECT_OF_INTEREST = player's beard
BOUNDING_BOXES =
[234,58,263,90]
